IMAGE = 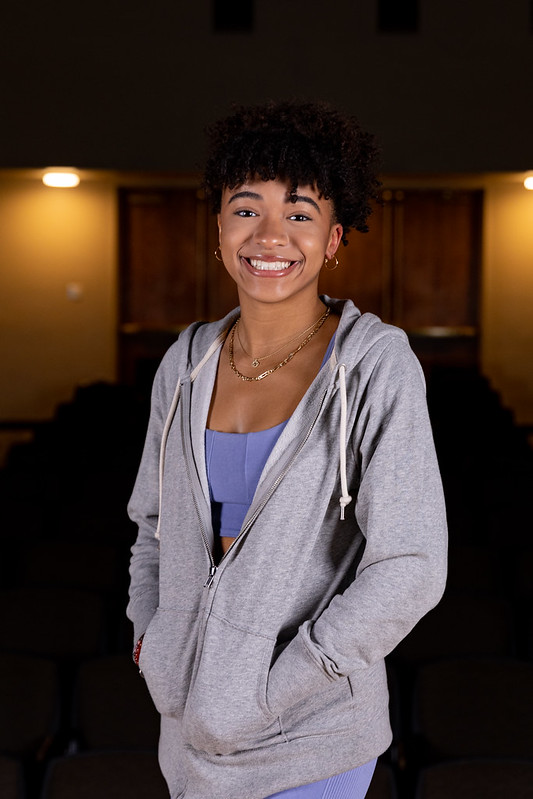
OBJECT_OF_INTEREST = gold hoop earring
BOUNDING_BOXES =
[214,246,223,262]
[324,255,339,271]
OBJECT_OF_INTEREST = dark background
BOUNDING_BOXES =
[1,2,533,798]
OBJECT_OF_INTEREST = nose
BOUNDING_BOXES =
[254,212,288,247]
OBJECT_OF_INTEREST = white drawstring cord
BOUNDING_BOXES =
[155,380,181,540]
[338,364,352,520]
[154,323,232,540]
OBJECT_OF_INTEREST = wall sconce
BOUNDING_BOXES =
[524,172,533,190]
[42,169,80,188]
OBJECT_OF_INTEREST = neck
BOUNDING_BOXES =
[236,295,327,353]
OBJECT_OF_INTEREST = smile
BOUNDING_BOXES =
[247,258,295,271]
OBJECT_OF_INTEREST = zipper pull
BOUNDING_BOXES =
[204,564,217,588]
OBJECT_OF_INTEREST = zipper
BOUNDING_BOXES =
[185,456,217,586]
[184,462,216,586]
[204,564,217,588]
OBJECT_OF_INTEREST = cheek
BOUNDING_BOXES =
[219,228,244,271]
[303,230,330,255]
[219,217,243,248]
[219,228,235,253]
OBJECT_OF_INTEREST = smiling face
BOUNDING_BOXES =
[218,178,343,309]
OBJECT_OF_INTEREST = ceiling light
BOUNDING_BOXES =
[42,169,80,188]
[524,175,533,191]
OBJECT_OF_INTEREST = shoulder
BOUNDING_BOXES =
[349,312,408,352]
[328,301,425,398]
[152,309,239,401]
[331,299,412,365]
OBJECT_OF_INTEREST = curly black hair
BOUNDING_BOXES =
[203,100,382,243]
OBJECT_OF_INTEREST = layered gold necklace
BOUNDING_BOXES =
[237,313,328,369]
[228,307,330,382]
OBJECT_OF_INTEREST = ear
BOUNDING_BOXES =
[325,223,343,260]
[217,214,222,241]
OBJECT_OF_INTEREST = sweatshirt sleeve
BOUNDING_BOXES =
[126,363,169,644]
[267,335,448,713]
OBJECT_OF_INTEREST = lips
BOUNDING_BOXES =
[244,257,297,272]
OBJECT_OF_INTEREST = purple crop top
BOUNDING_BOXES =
[205,420,288,537]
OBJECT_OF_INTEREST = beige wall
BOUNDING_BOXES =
[481,178,533,425]
[1,171,532,427]
[0,175,117,420]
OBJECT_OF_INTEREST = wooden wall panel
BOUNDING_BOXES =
[118,185,483,385]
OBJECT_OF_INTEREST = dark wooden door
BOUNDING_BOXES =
[319,188,482,368]
[120,188,206,329]
[118,186,238,387]
[318,198,390,318]
[320,189,482,327]
[391,189,482,332]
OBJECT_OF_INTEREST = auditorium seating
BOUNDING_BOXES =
[0,368,531,798]
[40,751,169,799]
[0,754,25,799]
[415,759,533,799]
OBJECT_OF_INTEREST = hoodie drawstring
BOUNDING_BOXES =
[155,379,182,540]
[338,363,353,520]
[154,324,232,540]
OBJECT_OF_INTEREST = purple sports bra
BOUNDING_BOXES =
[205,420,288,537]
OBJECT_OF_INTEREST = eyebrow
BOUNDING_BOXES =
[227,190,321,214]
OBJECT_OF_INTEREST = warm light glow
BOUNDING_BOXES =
[42,170,80,188]
[524,175,533,191]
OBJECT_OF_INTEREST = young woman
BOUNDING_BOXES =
[127,101,447,799]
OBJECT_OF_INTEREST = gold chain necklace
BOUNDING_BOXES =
[228,307,330,382]
[237,313,329,368]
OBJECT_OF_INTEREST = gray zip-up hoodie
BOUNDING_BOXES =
[127,297,447,799]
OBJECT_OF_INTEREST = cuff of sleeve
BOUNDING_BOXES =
[266,631,334,716]
[132,634,144,667]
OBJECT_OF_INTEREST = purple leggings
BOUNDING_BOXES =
[265,759,377,799]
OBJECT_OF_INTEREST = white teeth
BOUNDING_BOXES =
[249,258,292,271]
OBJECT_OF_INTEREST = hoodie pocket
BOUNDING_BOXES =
[139,607,199,718]
[182,614,281,755]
